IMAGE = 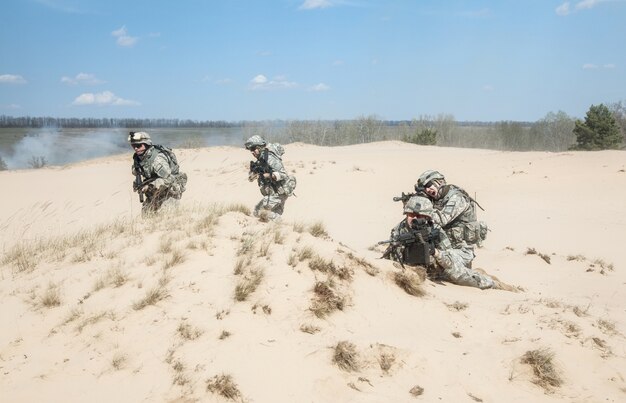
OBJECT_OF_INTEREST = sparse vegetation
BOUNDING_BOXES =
[394,271,426,297]
[521,348,563,390]
[219,330,232,340]
[378,352,396,373]
[206,374,242,401]
[28,155,47,168]
[163,249,186,270]
[333,341,360,372]
[40,284,61,308]
[133,286,169,310]
[111,352,127,370]
[177,321,203,340]
[446,301,469,311]
[308,221,328,238]
[300,324,321,334]
[234,268,264,301]
[409,385,424,397]
[310,278,347,318]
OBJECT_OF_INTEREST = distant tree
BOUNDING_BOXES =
[608,100,626,144]
[571,104,622,150]
[529,111,575,151]
[0,156,7,171]
[404,128,437,145]
[497,121,527,150]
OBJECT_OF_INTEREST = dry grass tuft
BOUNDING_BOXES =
[233,256,251,275]
[394,271,426,297]
[308,221,329,238]
[300,324,321,334]
[333,341,360,372]
[310,279,346,318]
[223,203,251,216]
[237,235,256,256]
[525,247,551,264]
[378,352,396,373]
[346,252,380,276]
[251,303,272,315]
[40,284,62,308]
[219,330,232,340]
[76,311,115,332]
[521,348,563,390]
[409,385,424,396]
[111,352,127,370]
[234,268,264,301]
[177,321,203,341]
[566,254,586,262]
[163,249,186,270]
[292,222,306,233]
[446,301,469,311]
[597,318,617,335]
[3,244,38,273]
[308,255,336,273]
[206,374,242,401]
[133,286,169,310]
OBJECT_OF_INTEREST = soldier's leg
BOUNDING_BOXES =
[255,194,285,221]
[435,249,494,289]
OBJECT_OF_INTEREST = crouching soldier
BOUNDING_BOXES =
[383,196,503,290]
[245,135,296,221]
[129,131,188,215]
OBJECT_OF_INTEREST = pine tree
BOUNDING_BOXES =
[571,104,622,150]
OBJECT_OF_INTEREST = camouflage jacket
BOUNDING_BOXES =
[132,146,175,189]
[255,144,289,196]
[430,185,482,246]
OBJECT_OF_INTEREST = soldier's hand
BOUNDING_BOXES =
[248,172,258,182]
[263,173,271,179]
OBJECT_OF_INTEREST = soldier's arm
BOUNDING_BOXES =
[266,154,287,181]
[151,154,174,188]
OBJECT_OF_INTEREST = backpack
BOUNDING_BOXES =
[153,144,180,175]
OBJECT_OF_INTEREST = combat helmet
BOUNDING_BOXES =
[417,170,445,187]
[244,135,267,150]
[403,196,434,217]
[128,131,152,146]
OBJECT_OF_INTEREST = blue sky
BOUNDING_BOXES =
[0,0,624,122]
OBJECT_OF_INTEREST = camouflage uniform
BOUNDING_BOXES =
[130,132,186,215]
[388,196,494,289]
[245,136,295,221]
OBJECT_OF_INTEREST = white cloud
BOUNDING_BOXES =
[249,74,297,90]
[575,0,602,10]
[1,103,20,109]
[309,83,330,92]
[71,91,139,106]
[556,2,571,15]
[256,50,272,57]
[604,63,616,69]
[111,26,138,47]
[299,0,333,10]
[583,63,599,69]
[215,78,233,85]
[61,73,104,85]
[332,60,344,66]
[483,85,494,92]
[0,74,27,84]
[460,8,492,18]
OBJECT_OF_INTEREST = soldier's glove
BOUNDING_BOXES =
[248,172,258,182]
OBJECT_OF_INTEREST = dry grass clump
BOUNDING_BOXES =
[378,352,396,373]
[2,244,38,273]
[446,301,469,311]
[300,324,321,334]
[76,310,116,332]
[251,303,272,315]
[206,374,242,401]
[233,256,251,275]
[333,341,360,372]
[177,321,203,341]
[308,221,329,238]
[394,271,426,297]
[219,330,232,340]
[297,246,315,261]
[163,249,186,270]
[521,348,563,390]
[308,255,336,273]
[257,240,271,257]
[237,235,256,256]
[310,278,347,318]
[292,222,306,233]
[94,267,129,291]
[409,385,424,396]
[345,252,380,276]
[133,285,169,310]
[111,352,127,370]
[40,284,62,308]
[566,254,586,262]
[525,247,551,264]
[597,318,617,335]
[223,203,251,216]
[234,268,264,301]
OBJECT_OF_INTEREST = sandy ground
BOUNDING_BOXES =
[0,141,625,402]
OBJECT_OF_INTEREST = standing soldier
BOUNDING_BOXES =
[245,135,296,221]
[129,131,187,215]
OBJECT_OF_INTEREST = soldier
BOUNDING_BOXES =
[386,196,497,290]
[245,135,296,221]
[417,170,488,265]
[129,131,187,215]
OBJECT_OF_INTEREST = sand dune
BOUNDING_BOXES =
[1,141,624,402]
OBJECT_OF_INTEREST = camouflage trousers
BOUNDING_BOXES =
[142,189,181,216]
[435,246,494,289]
[254,193,288,221]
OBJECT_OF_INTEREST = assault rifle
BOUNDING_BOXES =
[378,218,439,268]
[133,176,158,203]
[392,185,427,203]
[249,160,281,193]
